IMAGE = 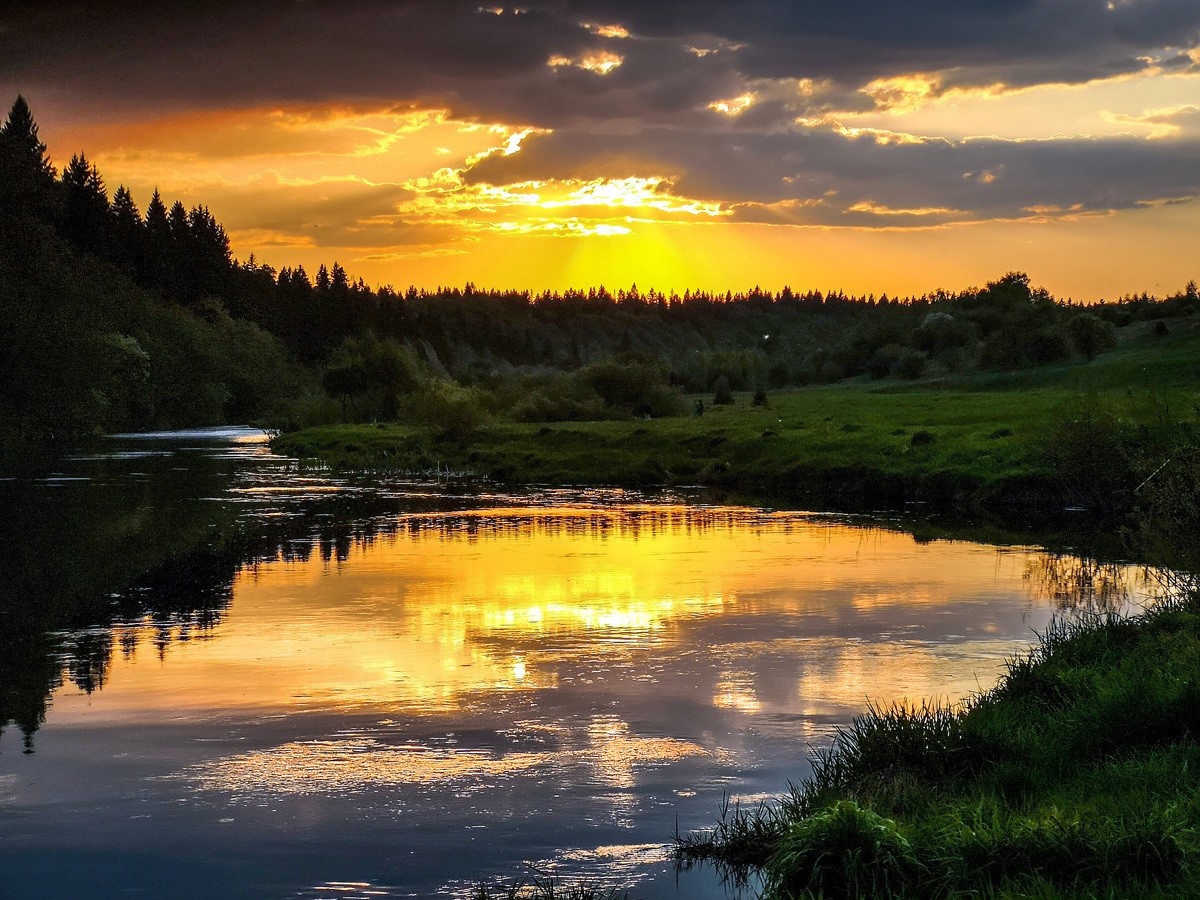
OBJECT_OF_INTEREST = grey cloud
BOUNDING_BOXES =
[5,1,1198,232]
[467,125,1200,225]
[3,1,1198,129]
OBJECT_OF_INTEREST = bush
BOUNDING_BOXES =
[510,390,606,423]
[414,380,491,440]
[892,348,927,380]
[766,801,919,898]
[1069,314,1117,361]
[578,354,685,418]
[712,374,734,405]
[866,344,905,380]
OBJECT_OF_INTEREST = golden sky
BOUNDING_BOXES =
[6,2,1199,298]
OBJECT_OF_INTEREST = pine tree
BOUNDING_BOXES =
[0,95,55,181]
[168,200,189,239]
[110,185,144,274]
[0,95,58,230]
[145,188,168,234]
[143,189,171,290]
[61,153,112,256]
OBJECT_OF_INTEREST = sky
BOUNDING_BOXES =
[4,1,1199,298]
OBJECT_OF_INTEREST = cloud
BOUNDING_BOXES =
[1105,103,1200,137]
[7,1,1196,129]
[466,125,1200,227]
[3,0,1197,251]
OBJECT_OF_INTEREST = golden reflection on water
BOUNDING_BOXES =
[187,715,709,797]
[52,505,1155,725]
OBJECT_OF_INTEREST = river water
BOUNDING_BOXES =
[0,429,1159,898]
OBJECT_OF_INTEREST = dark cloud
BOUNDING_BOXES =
[467,125,1200,225]
[4,1,1198,232]
[4,1,1198,126]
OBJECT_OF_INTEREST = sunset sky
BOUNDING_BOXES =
[4,1,1199,298]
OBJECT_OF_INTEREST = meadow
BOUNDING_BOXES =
[274,315,1200,517]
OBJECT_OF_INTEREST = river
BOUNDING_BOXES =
[0,428,1160,898]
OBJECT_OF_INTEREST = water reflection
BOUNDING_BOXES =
[0,430,1175,899]
[41,504,1161,725]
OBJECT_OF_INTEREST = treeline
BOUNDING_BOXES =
[2,94,1198,438]
[1,97,311,439]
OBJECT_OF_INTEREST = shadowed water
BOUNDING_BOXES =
[0,430,1163,898]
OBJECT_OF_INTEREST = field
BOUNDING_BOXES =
[274,317,1200,513]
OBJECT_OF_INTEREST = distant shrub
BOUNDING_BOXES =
[579,354,685,418]
[1068,314,1117,361]
[893,348,928,380]
[866,344,905,380]
[910,430,936,447]
[414,380,491,440]
[510,391,606,423]
[712,374,734,405]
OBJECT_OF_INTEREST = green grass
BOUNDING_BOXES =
[273,320,1200,512]
[677,585,1200,898]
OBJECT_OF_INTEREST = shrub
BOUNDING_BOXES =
[893,348,927,380]
[578,354,685,418]
[414,380,491,440]
[1069,314,1118,361]
[712,374,735,405]
[766,801,920,898]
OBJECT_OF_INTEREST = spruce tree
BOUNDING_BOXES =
[111,185,143,274]
[0,95,58,230]
[143,189,171,290]
[61,153,112,256]
[0,95,55,181]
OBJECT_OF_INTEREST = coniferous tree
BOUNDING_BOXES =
[110,185,143,274]
[143,188,171,290]
[167,200,189,239]
[61,153,112,256]
[0,95,58,237]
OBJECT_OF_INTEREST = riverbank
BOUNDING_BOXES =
[273,372,1198,515]
[676,577,1200,898]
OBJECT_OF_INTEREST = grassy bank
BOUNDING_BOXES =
[273,321,1200,513]
[676,577,1200,898]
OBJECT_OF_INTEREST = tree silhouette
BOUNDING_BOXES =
[110,185,144,274]
[0,95,58,237]
[61,153,111,256]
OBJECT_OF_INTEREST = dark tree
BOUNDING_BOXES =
[110,185,144,274]
[143,188,172,289]
[61,153,112,256]
[0,95,57,232]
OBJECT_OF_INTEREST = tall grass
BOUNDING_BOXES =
[678,586,1200,898]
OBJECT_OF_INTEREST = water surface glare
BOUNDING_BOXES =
[0,430,1158,898]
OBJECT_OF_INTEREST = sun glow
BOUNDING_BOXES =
[549,50,623,74]
[708,93,756,116]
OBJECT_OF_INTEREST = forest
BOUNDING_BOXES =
[3,94,1199,442]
